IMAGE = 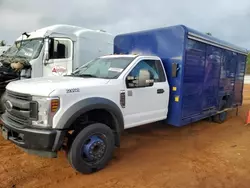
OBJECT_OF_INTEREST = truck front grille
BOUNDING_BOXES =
[6,90,32,101]
[5,111,31,128]
[3,90,37,128]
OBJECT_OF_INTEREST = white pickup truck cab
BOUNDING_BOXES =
[0,54,170,174]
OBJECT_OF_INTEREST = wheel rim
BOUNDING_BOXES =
[81,134,107,163]
[219,111,227,121]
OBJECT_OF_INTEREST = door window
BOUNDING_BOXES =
[48,38,72,60]
[126,59,166,88]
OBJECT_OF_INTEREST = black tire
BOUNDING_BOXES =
[212,111,228,124]
[212,99,228,124]
[67,123,115,174]
[219,100,227,110]
[0,91,7,113]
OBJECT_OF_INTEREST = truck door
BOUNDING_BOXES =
[123,59,169,128]
[43,38,73,77]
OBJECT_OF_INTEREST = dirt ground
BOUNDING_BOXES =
[1,86,250,188]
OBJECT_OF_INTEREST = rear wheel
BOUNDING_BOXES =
[212,111,228,123]
[67,123,115,174]
[212,100,228,124]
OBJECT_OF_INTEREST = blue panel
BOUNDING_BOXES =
[184,26,248,54]
[202,45,221,110]
[114,35,134,54]
[219,50,238,100]
[233,54,247,105]
[182,39,206,118]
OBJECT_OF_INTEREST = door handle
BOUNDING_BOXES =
[157,89,165,94]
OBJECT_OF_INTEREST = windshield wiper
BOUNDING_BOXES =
[79,74,98,78]
[71,74,99,78]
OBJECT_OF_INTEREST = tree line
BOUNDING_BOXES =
[247,53,250,74]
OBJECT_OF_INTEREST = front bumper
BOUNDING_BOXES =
[0,115,66,158]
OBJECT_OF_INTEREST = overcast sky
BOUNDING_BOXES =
[0,0,250,49]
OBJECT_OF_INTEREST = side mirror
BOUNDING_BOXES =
[138,69,154,87]
[15,42,21,49]
[127,69,154,88]
[44,51,49,61]
[43,38,49,64]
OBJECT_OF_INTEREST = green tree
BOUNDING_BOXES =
[247,53,250,74]
[0,40,6,46]
[206,32,212,36]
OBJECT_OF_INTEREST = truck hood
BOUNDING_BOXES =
[6,76,110,96]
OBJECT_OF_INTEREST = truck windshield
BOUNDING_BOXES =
[2,38,44,60]
[71,57,135,79]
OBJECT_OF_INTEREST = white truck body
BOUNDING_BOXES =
[2,24,114,78]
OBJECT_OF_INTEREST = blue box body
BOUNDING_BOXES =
[114,25,248,127]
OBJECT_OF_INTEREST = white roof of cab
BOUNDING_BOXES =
[100,54,161,60]
[101,54,138,59]
[16,24,113,41]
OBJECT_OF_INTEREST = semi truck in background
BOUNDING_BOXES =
[0,24,114,112]
[0,25,248,174]
[0,46,10,55]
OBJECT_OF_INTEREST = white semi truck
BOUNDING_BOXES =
[1,24,113,78]
[0,24,114,111]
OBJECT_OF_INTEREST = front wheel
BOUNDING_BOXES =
[67,123,115,174]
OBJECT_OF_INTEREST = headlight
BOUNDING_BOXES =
[31,96,60,128]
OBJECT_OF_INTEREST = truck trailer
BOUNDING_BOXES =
[0,25,248,174]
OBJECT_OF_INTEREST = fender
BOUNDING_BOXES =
[56,97,124,145]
